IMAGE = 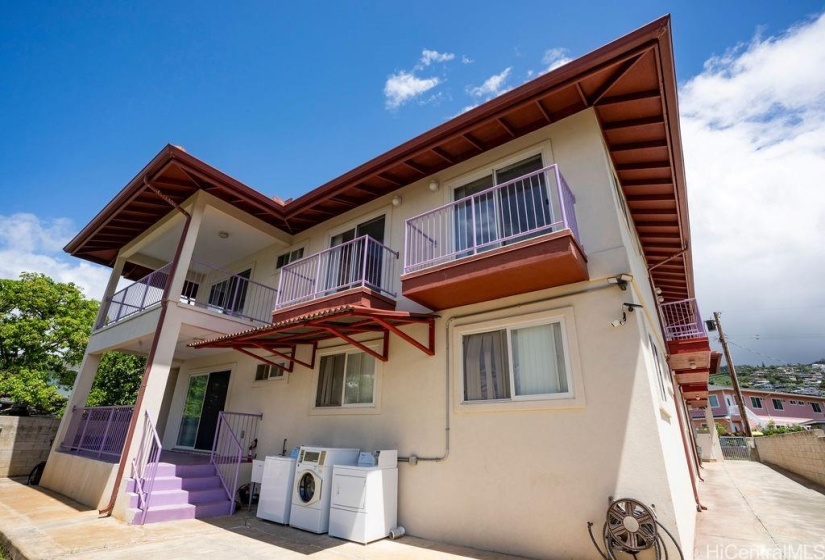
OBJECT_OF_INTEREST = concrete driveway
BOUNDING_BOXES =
[695,461,825,559]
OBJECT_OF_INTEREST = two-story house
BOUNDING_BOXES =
[41,16,712,559]
[693,384,825,434]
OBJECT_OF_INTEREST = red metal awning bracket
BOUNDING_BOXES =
[251,341,317,370]
[233,347,294,373]
[371,316,436,356]
[316,325,389,362]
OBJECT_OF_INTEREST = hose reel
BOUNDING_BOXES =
[588,497,684,560]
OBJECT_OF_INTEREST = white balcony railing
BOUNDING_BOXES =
[404,164,579,274]
[276,235,399,309]
[97,259,277,330]
[661,298,706,341]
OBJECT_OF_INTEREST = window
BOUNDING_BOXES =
[255,363,285,381]
[772,399,784,411]
[453,154,554,253]
[462,320,570,402]
[750,397,763,409]
[813,403,822,413]
[708,395,719,408]
[315,351,376,407]
[276,248,304,269]
[649,335,667,401]
[726,396,733,406]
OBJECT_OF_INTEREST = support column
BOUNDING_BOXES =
[49,352,102,453]
[704,406,723,461]
[94,256,127,329]
[166,196,206,304]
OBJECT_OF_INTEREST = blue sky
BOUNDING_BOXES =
[2,1,824,365]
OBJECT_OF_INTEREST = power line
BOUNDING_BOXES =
[724,338,791,365]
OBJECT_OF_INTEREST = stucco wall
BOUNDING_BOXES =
[754,429,825,487]
[0,416,59,477]
[40,451,119,510]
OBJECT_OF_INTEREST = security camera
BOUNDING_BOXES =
[611,319,625,328]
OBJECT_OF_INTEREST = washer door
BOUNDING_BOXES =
[295,470,322,506]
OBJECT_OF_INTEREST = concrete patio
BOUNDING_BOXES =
[1,459,824,559]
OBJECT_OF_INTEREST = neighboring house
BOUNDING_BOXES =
[692,384,825,433]
[42,16,712,559]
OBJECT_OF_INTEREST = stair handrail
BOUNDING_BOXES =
[131,410,162,525]
[210,411,245,515]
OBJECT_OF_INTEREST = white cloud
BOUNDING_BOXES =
[541,48,572,73]
[461,55,473,64]
[468,67,512,98]
[0,213,110,300]
[681,13,825,363]
[384,71,441,109]
[419,49,455,67]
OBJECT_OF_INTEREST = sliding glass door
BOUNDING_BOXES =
[176,370,230,451]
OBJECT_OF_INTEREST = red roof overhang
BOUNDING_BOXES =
[188,305,436,369]
[66,15,693,300]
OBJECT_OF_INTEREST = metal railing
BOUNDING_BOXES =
[96,260,278,330]
[59,405,134,460]
[276,235,399,309]
[661,298,706,340]
[97,264,172,329]
[210,411,262,514]
[404,164,579,274]
[131,410,162,524]
[186,259,277,323]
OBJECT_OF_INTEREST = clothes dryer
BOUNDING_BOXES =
[289,446,360,533]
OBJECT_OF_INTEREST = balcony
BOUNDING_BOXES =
[661,298,711,397]
[97,259,278,330]
[273,235,399,322]
[401,165,587,310]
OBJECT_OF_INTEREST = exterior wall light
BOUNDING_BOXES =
[429,180,440,192]
[608,274,633,291]
[392,196,403,207]
[218,231,230,239]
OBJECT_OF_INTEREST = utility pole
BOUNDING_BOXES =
[713,311,752,437]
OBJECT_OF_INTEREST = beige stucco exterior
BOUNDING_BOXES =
[44,110,699,559]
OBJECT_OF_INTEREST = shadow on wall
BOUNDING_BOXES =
[0,416,59,477]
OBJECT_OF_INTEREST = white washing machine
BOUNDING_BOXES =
[289,446,360,533]
[256,455,297,524]
[329,450,398,544]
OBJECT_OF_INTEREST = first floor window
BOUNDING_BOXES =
[708,395,719,408]
[316,351,375,407]
[750,397,763,409]
[772,398,784,411]
[255,363,285,381]
[812,403,822,413]
[463,320,569,402]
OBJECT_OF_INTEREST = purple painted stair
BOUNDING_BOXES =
[125,460,235,524]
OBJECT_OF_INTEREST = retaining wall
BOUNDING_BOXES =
[754,429,825,487]
[0,416,60,477]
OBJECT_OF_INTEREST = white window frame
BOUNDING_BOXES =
[452,306,584,413]
[310,344,383,416]
[708,395,719,408]
[750,397,763,409]
[648,335,668,402]
[772,398,784,411]
[275,246,307,270]
[252,360,287,384]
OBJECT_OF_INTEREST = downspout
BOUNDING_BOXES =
[99,178,192,516]
[675,384,707,511]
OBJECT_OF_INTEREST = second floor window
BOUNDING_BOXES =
[708,395,719,408]
[750,397,763,409]
[453,154,552,253]
[277,248,304,269]
[813,403,822,413]
[772,399,784,411]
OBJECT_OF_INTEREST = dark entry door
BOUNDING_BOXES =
[176,370,231,451]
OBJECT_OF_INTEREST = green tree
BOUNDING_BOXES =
[86,352,146,407]
[0,273,98,413]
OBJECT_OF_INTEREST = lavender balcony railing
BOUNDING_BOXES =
[275,235,399,309]
[661,298,706,340]
[131,410,162,525]
[96,260,278,330]
[59,405,134,461]
[404,164,579,274]
[97,264,172,329]
[210,411,262,514]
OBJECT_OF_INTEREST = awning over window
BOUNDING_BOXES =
[188,305,436,371]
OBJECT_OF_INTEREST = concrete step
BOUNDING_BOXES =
[136,498,234,524]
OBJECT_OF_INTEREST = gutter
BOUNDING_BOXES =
[99,179,192,517]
